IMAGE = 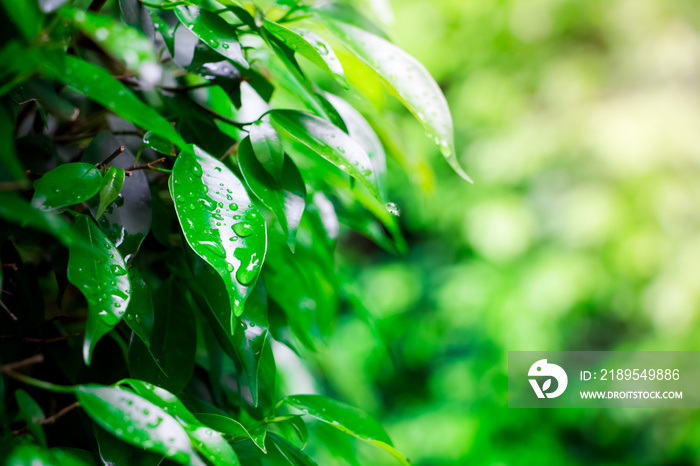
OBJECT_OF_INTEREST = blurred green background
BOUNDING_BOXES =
[283,0,700,464]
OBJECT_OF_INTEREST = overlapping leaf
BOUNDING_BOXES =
[31,163,102,211]
[169,145,267,318]
[67,215,130,365]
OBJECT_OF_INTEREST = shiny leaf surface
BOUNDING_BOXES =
[249,120,284,180]
[323,20,471,182]
[284,394,409,465]
[175,6,248,68]
[76,385,205,466]
[31,163,102,211]
[121,379,240,466]
[67,215,130,365]
[269,110,379,199]
[263,19,346,86]
[96,167,125,219]
[169,145,267,318]
[238,137,306,249]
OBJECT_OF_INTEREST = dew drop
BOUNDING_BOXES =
[232,222,253,237]
[385,202,400,216]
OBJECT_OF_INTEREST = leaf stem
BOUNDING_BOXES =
[1,356,77,394]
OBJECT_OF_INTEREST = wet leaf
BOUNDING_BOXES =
[124,269,155,348]
[175,6,248,68]
[169,145,267,318]
[284,394,409,466]
[96,167,125,219]
[267,433,318,466]
[238,137,306,250]
[84,132,152,262]
[120,379,240,466]
[263,19,346,86]
[76,385,205,466]
[196,413,267,454]
[269,110,379,199]
[68,215,130,365]
[323,21,471,182]
[249,120,284,180]
[94,424,164,466]
[4,444,92,466]
[31,163,102,211]
[42,55,184,148]
[61,8,157,72]
[143,131,173,155]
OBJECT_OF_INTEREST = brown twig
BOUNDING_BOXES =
[0,333,84,344]
[0,300,18,321]
[161,83,216,93]
[96,146,125,169]
[13,402,80,436]
[1,354,44,373]
[125,157,167,173]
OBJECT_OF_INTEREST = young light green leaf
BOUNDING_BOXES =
[169,145,267,318]
[15,389,47,448]
[269,110,379,199]
[96,167,125,219]
[238,137,306,250]
[42,56,184,148]
[284,394,409,466]
[196,413,267,454]
[61,8,157,72]
[249,120,284,180]
[31,163,102,211]
[323,21,471,182]
[76,385,205,466]
[175,6,248,68]
[263,19,346,86]
[323,92,386,189]
[120,379,240,466]
[68,215,130,365]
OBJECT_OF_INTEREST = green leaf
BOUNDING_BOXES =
[232,279,271,407]
[61,8,157,72]
[143,131,173,156]
[284,395,409,466]
[267,415,308,449]
[4,444,92,466]
[196,413,267,454]
[238,137,306,250]
[249,120,284,180]
[68,215,130,365]
[84,132,152,262]
[0,0,42,41]
[269,110,379,199]
[76,385,205,466]
[31,163,102,211]
[15,389,47,448]
[128,279,195,393]
[96,167,125,219]
[169,145,267,318]
[175,6,248,68]
[267,433,318,466]
[0,103,27,185]
[124,269,155,348]
[94,424,164,466]
[121,379,240,466]
[323,21,471,182]
[323,92,386,190]
[42,55,184,148]
[0,192,78,246]
[263,19,346,86]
